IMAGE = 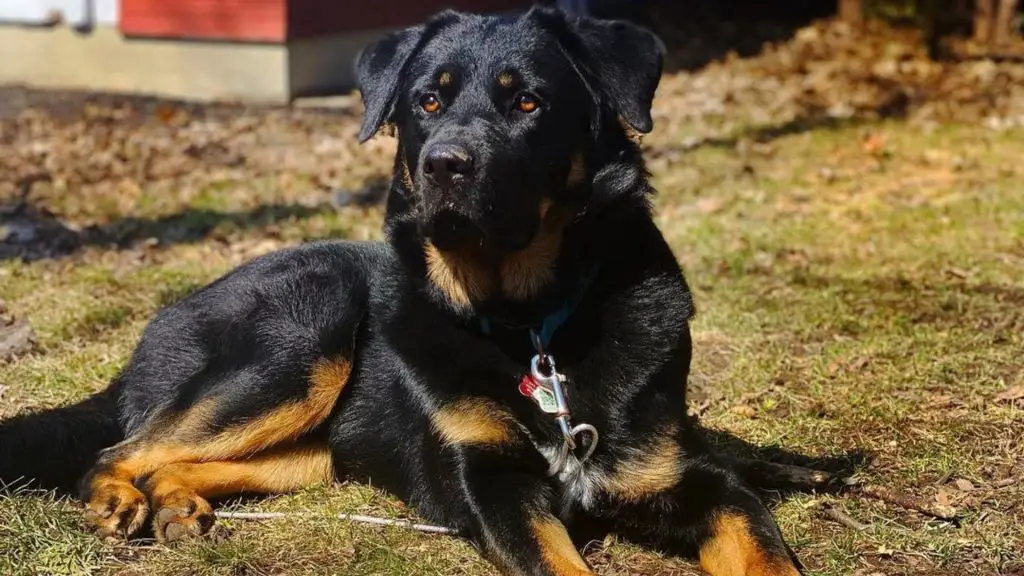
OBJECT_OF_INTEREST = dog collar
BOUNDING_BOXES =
[477,265,599,348]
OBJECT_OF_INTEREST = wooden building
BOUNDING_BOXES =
[0,0,546,102]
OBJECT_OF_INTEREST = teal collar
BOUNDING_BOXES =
[478,266,599,350]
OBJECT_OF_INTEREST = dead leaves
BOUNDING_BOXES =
[0,87,389,231]
[154,103,190,128]
[861,485,959,521]
[994,385,1024,405]
[861,132,886,155]
[651,17,1024,147]
[730,405,758,419]
[0,301,35,362]
[953,478,975,492]
[695,196,726,215]
[827,355,871,378]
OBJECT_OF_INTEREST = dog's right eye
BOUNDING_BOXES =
[420,94,441,114]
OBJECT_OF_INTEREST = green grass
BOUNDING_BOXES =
[2,95,1022,576]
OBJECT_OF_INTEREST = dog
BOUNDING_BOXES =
[0,7,803,575]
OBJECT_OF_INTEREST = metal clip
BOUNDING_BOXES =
[530,354,599,476]
[530,355,573,446]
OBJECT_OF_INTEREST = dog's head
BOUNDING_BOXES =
[357,7,663,309]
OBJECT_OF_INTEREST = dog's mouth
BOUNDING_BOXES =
[420,208,536,254]
[420,209,489,254]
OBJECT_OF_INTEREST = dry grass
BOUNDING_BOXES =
[2,60,1023,576]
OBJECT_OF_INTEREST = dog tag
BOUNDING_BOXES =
[519,374,558,414]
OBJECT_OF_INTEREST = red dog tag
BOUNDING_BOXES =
[519,374,557,413]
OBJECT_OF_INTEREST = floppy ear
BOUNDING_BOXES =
[355,25,427,143]
[540,10,664,133]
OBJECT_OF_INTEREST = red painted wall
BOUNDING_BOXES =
[121,0,531,42]
[121,0,287,42]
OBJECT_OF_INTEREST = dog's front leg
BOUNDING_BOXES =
[602,432,802,576]
[431,397,593,576]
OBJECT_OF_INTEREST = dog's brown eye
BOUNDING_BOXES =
[420,94,441,114]
[515,93,539,114]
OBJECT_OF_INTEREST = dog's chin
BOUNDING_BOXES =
[422,210,535,255]
[421,210,488,254]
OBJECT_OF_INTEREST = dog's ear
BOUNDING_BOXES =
[536,9,664,133]
[355,26,427,142]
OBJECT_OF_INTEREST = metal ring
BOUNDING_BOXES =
[530,354,557,382]
[570,423,599,463]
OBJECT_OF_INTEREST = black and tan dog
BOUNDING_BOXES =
[0,7,806,575]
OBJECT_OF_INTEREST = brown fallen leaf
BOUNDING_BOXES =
[954,478,975,492]
[155,103,177,124]
[935,488,954,509]
[827,359,844,376]
[994,385,1024,403]
[862,133,886,154]
[846,356,870,373]
[991,478,1017,489]
[928,395,963,409]
[862,485,959,521]
[0,316,35,361]
[696,197,725,214]
[730,405,757,418]
[943,267,970,280]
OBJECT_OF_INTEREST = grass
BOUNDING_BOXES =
[1,94,1022,575]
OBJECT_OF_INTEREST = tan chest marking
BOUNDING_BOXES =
[424,242,495,309]
[424,200,578,306]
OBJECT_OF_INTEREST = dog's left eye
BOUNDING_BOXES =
[514,93,540,114]
[420,94,441,114]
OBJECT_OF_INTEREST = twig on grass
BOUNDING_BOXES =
[860,485,958,521]
[819,503,870,532]
[215,511,456,534]
[990,478,1017,489]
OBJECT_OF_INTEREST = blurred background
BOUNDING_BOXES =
[1,2,1022,576]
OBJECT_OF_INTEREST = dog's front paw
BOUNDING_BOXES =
[152,489,215,542]
[83,480,150,539]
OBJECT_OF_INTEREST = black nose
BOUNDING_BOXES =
[424,144,474,187]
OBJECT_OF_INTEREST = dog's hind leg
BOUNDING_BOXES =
[73,242,374,539]
[139,443,333,541]
[80,356,352,539]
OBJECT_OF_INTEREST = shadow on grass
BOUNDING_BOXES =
[649,115,878,158]
[701,426,868,497]
[0,201,332,262]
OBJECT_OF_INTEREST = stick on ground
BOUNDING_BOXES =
[860,485,958,521]
[820,503,870,532]
[215,511,456,534]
